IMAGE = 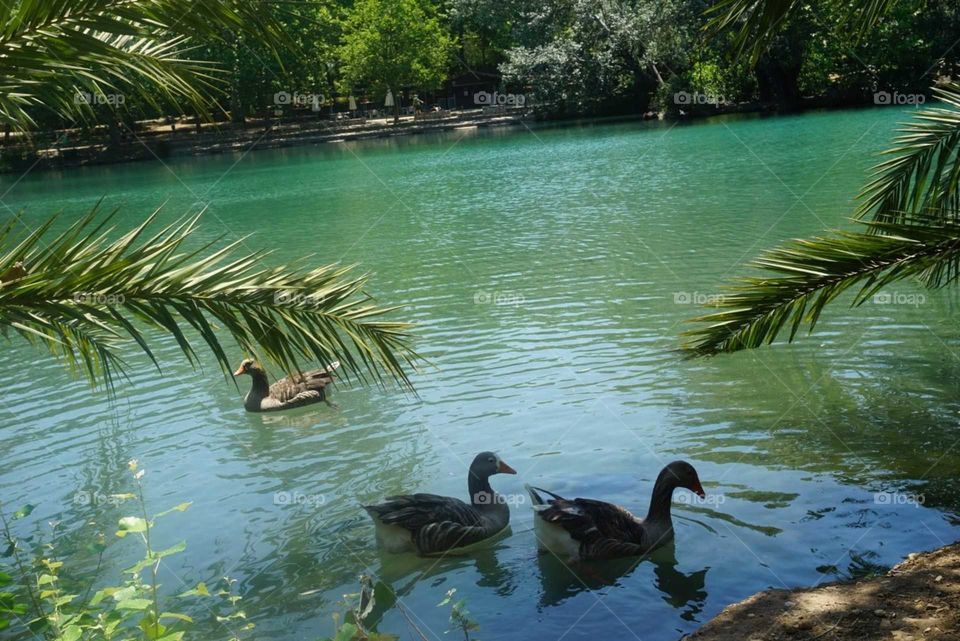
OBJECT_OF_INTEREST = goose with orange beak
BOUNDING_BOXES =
[364,452,518,554]
[527,460,705,561]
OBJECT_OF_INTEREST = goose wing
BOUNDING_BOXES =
[365,494,494,553]
[269,362,340,402]
[534,494,649,560]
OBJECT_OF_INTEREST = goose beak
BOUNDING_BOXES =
[691,481,705,498]
[497,460,517,475]
[232,366,245,376]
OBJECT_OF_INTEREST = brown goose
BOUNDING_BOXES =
[527,460,705,561]
[233,359,340,412]
[364,452,517,554]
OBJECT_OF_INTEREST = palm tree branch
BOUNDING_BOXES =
[855,83,960,224]
[682,216,960,356]
[1,205,419,391]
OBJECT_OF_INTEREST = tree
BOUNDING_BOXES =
[684,1,960,355]
[0,1,417,390]
[338,0,453,122]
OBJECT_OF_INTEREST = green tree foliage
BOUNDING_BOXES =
[338,0,454,121]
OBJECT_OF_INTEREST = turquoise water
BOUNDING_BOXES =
[2,107,960,641]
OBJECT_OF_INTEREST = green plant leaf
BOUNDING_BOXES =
[334,622,359,641]
[116,598,152,610]
[12,505,34,520]
[159,612,193,623]
[58,625,82,641]
[153,503,191,520]
[177,582,209,597]
[116,517,148,537]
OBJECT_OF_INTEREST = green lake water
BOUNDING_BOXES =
[2,107,960,641]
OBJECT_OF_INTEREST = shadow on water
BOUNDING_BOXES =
[534,542,708,620]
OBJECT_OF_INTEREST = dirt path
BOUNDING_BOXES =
[686,542,959,641]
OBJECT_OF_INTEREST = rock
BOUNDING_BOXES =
[875,609,888,618]
[934,575,943,582]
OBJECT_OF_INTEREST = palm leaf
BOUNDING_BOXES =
[682,215,960,355]
[856,82,960,224]
[0,0,287,132]
[0,204,419,391]
[705,0,899,64]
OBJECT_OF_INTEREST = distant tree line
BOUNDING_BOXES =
[13,0,960,132]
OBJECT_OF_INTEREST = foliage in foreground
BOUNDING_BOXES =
[0,464,472,641]
[0,461,248,641]
[0,0,285,133]
[0,206,417,391]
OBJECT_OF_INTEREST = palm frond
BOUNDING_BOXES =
[0,204,419,391]
[705,0,899,64]
[0,0,286,132]
[855,83,960,224]
[682,215,960,356]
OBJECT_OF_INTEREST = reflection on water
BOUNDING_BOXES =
[535,541,708,621]
[3,106,960,641]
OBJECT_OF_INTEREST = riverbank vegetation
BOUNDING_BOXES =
[2,0,958,141]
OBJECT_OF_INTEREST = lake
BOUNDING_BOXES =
[2,107,959,641]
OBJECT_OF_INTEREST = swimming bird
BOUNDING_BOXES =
[364,452,517,554]
[526,460,705,561]
[233,359,339,412]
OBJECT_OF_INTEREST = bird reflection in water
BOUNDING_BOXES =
[535,541,708,620]
[374,531,517,600]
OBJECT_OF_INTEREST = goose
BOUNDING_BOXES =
[364,452,517,554]
[233,359,340,412]
[526,460,705,562]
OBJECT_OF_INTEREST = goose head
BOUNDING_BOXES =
[468,452,516,507]
[232,359,266,378]
[469,451,517,480]
[662,460,705,498]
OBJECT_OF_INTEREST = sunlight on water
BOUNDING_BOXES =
[2,107,959,641]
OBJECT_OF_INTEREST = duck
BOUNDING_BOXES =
[232,358,340,412]
[364,451,517,554]
[526,460,705,562]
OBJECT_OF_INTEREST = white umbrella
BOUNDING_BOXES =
[384,89,394,108]
[348,95,357,111]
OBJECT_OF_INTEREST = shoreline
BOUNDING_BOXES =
[0,108,539,174]
[0,97,888,175]
[685,540,959,641]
